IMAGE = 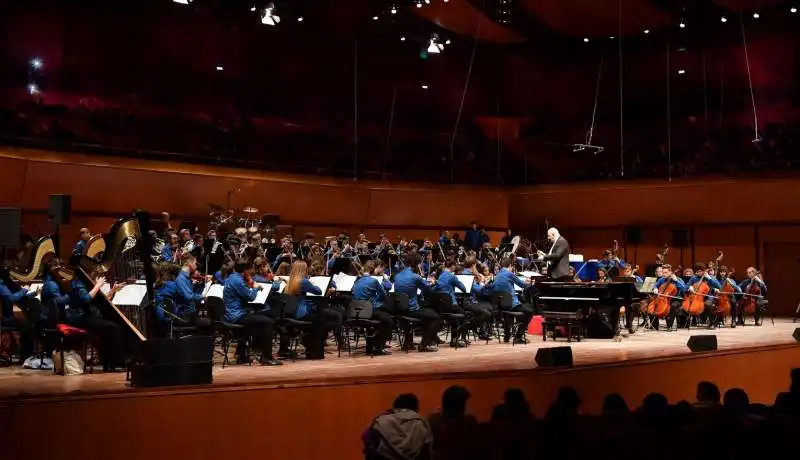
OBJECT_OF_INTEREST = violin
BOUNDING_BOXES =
[244,271,255,289]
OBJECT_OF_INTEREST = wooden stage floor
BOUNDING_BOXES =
[1,319,798,401]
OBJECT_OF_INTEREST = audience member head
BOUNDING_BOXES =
[393,393,419,413]
[696,381,721,404]
[640,393,669,417]
[503,388,532,419]
[723,388,750,417]
[440,385,471,418]
[601,393,629,416]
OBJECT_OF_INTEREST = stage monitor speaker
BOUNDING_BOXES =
[625,226,642,246]
[792,328,800,343]
[261,214,280,227]
[49,194,71,225]
[129,336,214,387]
[687,335,718,353]
[0,208,21,247]
[672,229,690,248]
[535,346,573,368]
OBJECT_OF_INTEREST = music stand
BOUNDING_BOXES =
[330,257,356,276]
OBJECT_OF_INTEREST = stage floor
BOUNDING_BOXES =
[1,319,797,401]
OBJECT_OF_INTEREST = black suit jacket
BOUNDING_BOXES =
[543,237,571,279]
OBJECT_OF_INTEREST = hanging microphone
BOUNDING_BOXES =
[571,143,605,154]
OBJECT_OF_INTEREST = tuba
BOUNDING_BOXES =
[9,236,56,283]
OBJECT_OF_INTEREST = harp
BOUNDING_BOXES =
[78,216,150,342]
[9,236,56,284]
[85,234,106,259]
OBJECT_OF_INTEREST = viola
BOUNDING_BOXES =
[682,277,710,316]
[646,278,677,318]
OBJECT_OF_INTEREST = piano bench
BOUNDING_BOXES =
[541,319,584,343]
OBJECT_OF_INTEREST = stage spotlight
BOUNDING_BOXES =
[261,5,280,26]
[27,83,39,95]
[444,0,449,2]
[583,37,589,42]
[427,34,444,54]
[445,39,451,45]
[792,7,798,14]
[678,69,686,75]
[400,36,406,41]
[390,7,397,14]
[173,0,191,4]
[721,16,727,23]
[297,16,303,22]
[250,6,256,11]
[609,36,615,39]
[216,66,224,71]
[30,58,43,70]
[753,13,760,19]
[644,29,650,34]
[679,22,686,28]
[421,84,429,90]
[372,15,378,20]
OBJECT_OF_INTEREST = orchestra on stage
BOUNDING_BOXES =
[0,207,769,370]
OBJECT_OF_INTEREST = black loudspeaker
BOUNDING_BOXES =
[0,207,21,247]
[48,194,71,225]
[687,335,718,353]
[792,328,800,343]
[129,336,214,387]
[261,214,280,227]
[672,229,690,248]
[625,226,642,246]
[535,346,574,368]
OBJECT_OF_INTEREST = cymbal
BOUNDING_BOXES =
[243,206,259,214]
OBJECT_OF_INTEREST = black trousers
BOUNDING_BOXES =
[651,301,682,330]
[405,308,441,348]
[235,312,280,360]
[625,302,640,333]
[70,316,125,368]
[300,310,328,359]
[502,303,534,339]
[367,308,394,352]
[322,308,343,345]
[464,301,492,330]
[733,300,767,324]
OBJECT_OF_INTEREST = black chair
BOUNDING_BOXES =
[275,293,313,361]
[492,292,526,344]
[0,300,25,365]
[340,300,380,357]
[427,292,466,347]
[26,298,62,368]
[388,293,419,352]
[204,296,246,367]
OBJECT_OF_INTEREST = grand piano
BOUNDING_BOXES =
[535,281,647,339]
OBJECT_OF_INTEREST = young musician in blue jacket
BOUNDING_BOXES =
[174,254,212,334]
[72,228,91,258]
[223,258,282,366]
[461,256,492,340]
[41,259,71,322]
[285,260,327,359]
[153,262,180,334]
[352,260,393,355]
[394,252,439,352]
[433,259,468,347]
[66,270,125,371]
[737,266,768,326]
[490,256,533,344]
[684,263,722,325]
[650,264,688,331]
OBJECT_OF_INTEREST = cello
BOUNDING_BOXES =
[715,278,735,318]
[646,276,679,318]
[683,272,711,316]
[741,273,763,315]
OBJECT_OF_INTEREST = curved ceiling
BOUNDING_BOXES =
[413,0,525,43]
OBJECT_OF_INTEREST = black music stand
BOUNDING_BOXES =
[330,257,356,276]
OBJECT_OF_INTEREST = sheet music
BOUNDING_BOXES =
[206,284,224,299]
[272,281,286,294]
[275,276,290,283]
[639,277,658,293]
[306,276,331,297]
[454,275,474,294]
[514,276,526,291]
[113,284,147,306]
[100,283,111,296]
[333,273,357,292]
[201,281,214,297]
[520,271,543,278]
[569,254,585,263]
[28,283,43,300]
[252,283,271,304]
[389,285,421,295]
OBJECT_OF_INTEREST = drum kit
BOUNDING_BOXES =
[208,203,263,236]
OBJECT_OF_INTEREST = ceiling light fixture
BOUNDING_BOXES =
[261,5,280,26]
[400,36,406,41]
[27,83,39,95]
[752,13,759,19]
[583,38,589,42]
[644,29,650,34]
[421,84,429,90]
[30,58,43,70]
[390,6,397,14]
[678,69,686,75]
[721,16,727,23]
[372,15,378,20]
[792,7,798,14]
[679,22,686,28]
[173,0,191,4]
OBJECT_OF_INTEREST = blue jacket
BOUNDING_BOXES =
[67,278,93,324]
[433,270,466,306]
[654,276,688,296]
[686,275,722,300]
[393,268,431,311]
[154,280,178,322]
[352,275,388,310]
[223,272,258,323]
[175,270,203,317]
[293,279,322,319]
[490,268,526,307]
[0,279,30,323]
[160,245,174,262]
[739,278,767,297]
[41,274,70,320]
[72,239,87,257]
[460,269,484,304]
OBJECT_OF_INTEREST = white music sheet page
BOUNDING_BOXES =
[275,276,290,283]
[201,281,214,297]
[333,274,357,292]
[113,284,147,306]
[514,277,525,292]
[307,276,331,297]
[455,275,473,294]
[389,285,421,295]
[206,284,224,299]
[251,283,271,304]
[272,280,286,294]
[520,271,543,278]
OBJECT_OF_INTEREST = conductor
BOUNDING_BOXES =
[536,227,571,282]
